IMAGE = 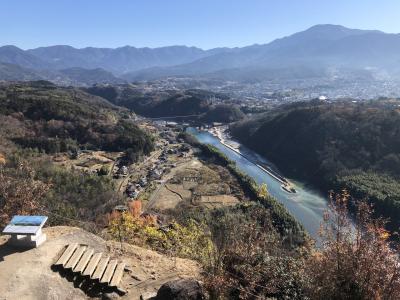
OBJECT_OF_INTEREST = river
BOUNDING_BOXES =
[187,127,329,241]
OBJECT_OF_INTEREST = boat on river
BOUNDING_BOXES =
[281,183,297,194]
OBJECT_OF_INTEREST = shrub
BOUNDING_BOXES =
[306,191,400,299]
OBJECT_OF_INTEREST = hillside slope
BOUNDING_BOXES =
[231,99,400,232]
[0,81,154,156]
[0,62,43,81]
[0,81,155,228]
[84,84,244,122]
[58,67,124,85]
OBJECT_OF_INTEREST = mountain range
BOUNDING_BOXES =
[1,24,400,85]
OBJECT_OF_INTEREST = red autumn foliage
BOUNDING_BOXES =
[128,200,142,218]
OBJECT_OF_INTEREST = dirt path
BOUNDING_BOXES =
[165,184,184,201]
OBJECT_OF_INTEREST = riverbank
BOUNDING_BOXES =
[192,140,307,245]
[186,127,328,242]
[206,126,296,193]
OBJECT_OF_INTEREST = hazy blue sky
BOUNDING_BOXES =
[1,0,400,49]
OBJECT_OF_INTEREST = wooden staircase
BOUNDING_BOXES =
[54,243,125,289]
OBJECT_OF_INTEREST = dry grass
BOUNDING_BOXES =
[198,195,239,208]
[53,151,118,173]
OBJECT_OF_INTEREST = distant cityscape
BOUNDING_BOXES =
[129,76,400,110]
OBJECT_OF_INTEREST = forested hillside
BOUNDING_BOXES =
[85,84,244,122]
[231,99,400,232]
[0,81,154,156]
[0,81,154,225]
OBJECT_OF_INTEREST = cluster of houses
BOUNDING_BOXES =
[115,122,193,201]
[125,176,147,199]
[159,130,177,144]
[117,165,129,177]
[123,144,192,199]
[124,161,166,200]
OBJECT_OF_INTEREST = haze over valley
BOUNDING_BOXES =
[2,24,400,101]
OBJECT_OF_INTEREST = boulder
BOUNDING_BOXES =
[102,292,120,300]
[154,279,204,300]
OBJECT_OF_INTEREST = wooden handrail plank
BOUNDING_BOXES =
[65,245,87,269]
[91,256,110,280]
[109,262,126,287]
[100,259,118,284]
[73,248,94,273]
[54,243,78,266]
[82,253,102,277]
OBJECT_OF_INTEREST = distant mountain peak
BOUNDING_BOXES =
[1,45,23,50]
[306,24,350,31]
[302,24,384,37]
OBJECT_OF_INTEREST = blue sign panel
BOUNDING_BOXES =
[9,215,48,226]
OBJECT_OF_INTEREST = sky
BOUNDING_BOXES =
[1,0,400,50]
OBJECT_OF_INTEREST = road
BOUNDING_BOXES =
[145,182,165,210]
